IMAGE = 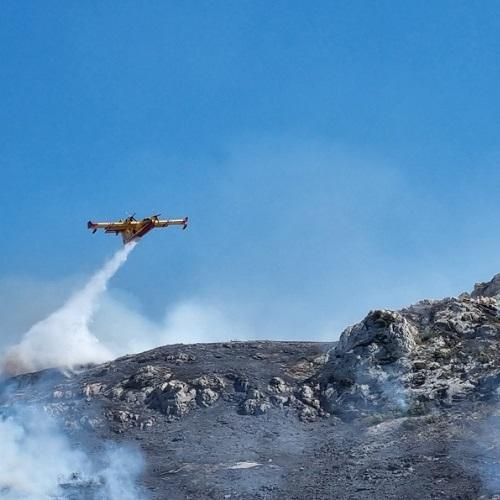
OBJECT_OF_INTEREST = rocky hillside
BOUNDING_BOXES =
[319,274,500,420]
[4,275,500,498]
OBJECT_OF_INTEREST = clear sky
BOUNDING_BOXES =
[2,1,500,343]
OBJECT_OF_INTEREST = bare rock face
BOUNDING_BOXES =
[472,273,500,298]
[319,276,500,419]
[398,294,500,412]
[191,375,225,407]
[123,365,172,389]
[82,382,106,399]
[319,310,417,417]
[148,380,197,417]
[336,309,417,361]
[191,374,225,391]
[101,365,173,407]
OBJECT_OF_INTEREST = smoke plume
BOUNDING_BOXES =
[0,405,146,499]
[1,243,137,376]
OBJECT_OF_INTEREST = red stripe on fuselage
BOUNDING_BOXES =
[135,221,154,238]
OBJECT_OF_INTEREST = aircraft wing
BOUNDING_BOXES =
[154,217,188,229]
[87,221,133,233]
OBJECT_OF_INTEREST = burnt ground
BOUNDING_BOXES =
[2,340,500,499]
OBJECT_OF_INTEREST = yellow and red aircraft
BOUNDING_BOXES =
[87,214,188,244]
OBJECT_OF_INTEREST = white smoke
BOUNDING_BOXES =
[98,444,146,500]
[91,297,253,355]
[1,243,137,376]
[0,240,254,378]
[0,406,146,499]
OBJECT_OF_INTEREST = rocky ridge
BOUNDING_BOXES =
[2,341,332,434]
[4,275,500,498]
[319,274,500,421]
[5,275,500,430]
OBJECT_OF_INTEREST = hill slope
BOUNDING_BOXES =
[4,275,500,498]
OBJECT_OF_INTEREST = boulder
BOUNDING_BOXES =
[191,374,226,391]
[240,398,270,416]
[123,365,172,390]
[319,309,418,417]
[148,380,197,417]
[197,388,219,407]
[268,377,290,394]
[82,382,106,399]
[298,405,319,422]
[336,310,417,361]
[297,385,321,409]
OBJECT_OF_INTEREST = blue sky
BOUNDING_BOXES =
[1,1,500,342]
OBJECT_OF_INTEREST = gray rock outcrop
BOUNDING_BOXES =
[319,275,500,419]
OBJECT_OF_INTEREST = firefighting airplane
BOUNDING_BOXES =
[87,214,188,244]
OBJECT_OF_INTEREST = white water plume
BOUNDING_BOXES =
[1,243,137,376]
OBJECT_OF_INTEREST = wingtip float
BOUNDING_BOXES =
[87,214,188,244]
